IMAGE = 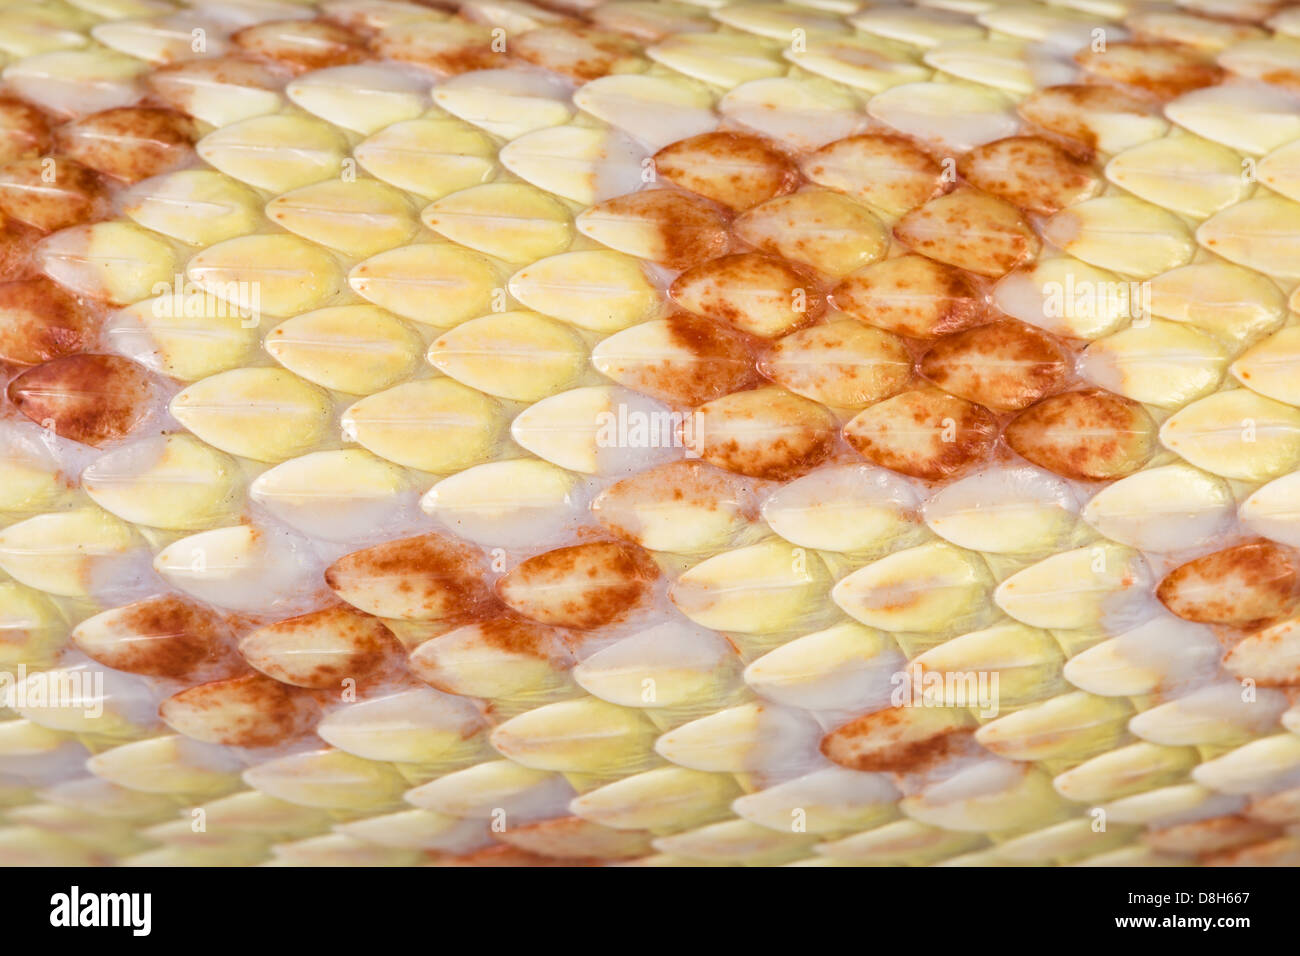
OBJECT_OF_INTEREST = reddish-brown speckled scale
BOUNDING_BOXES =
[0,157,109,232]
[0,277,95,366]
[920,319,1070,412]
[147,58,286,116]
[581,188,730,269]
[409,616,579,693]
[7,353,156,446]
[1003,387,1157,481]
[1145,815,1283,856]
[601,311,760,406]
[1018,83,1165,153]
[670,252,822,339]
[432,844,599,867]
[801,134,945,215]
[513,27,646,82]
[495,814,654,859]
[844,388,999,481]
[0,96,52,166]
[56,107,199,183]
[72,595,246,682]
[820,706,976,774]
[654,131,800,211]
[1158,541,1300,628]
[233,19,368,72]
[370,27,500,74]
[760,321,913,409]
[831,254,986,340]
[592,459,767,545]
[692,386,839,481]
[894,187,1040,278]
[497,540,659,630]
[0,213,42,279]
[956,136,1102,215]
[159,673,321,748]
[1075,41,1226,100]
[325,533,494,621]
[239,605,407,689]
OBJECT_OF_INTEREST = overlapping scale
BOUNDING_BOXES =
[2,0,1300,870]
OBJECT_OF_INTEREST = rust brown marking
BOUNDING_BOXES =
[432,844,599,867]
[369,30,499,75]
[159,673,320,748]
[240,605,406,688]
[592,459,765,543]
[147,57,285,119]
[583,188,730,269]
[831,254,986,340]
[844,388,998,481]
[497,815,652,859]
[0,277,94,366]
[0,96,52,166]
[0,157,109,232]
[609,312,758,406]
[1003,387,1157,481]
[0,214,44,282]
[1145,815,1283,856]
[513,27,645,82]
[76,595,245,681]
[693,388,838,481]
[801,133,944,213]
[759,322,912,408]
[1016,83,1155,154]
[821,707,975,774]
[324,532,494,619]
[670,252,823,338]
[919,319,1069,412]
[893,187,1040,279]
[7,353,155,447]
[1158,540,1300,628]
[497,540,659,630]
[654,131,800,211]
[56,107,199,184]
[232,19,368,73]
[1075,41,1225,100]
[956,135,1102,216]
